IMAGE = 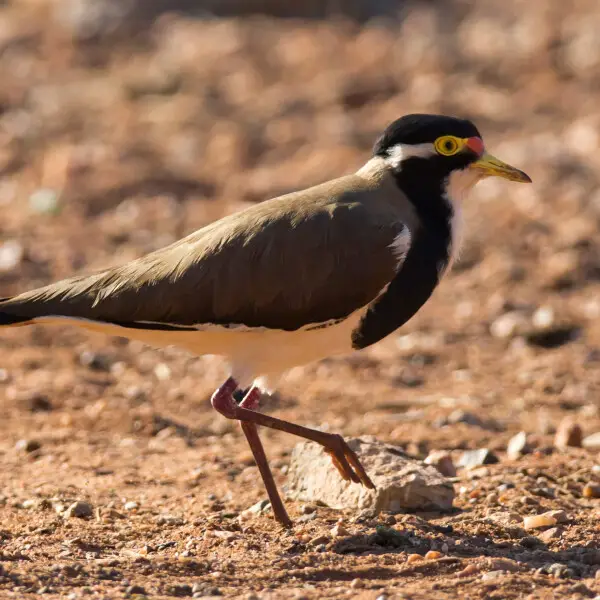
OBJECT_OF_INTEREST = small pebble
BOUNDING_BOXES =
[507,431,529,459]
[554,418,583,449]
[406,553,422,563]
[64,501,93,519]
[583,484,600,498]
[425,550,443,560]
[15,439,41,453]
[457,449,499,469]
[523,514,557,530]
[482,570,504,581]
[583,433,600,451]
[490,311,528,339]
[457,564,480,577]
[350,578,363,589]
[330,524,349,537]
[0,239,23,271]
[424,450,457,477]
[29,188,60,214]
[538,527,562,543]
[124,501,138,511]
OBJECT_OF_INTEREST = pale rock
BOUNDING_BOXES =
[523,514,557,530]
[554,418,583,449]
[583,432,600,451]
[424,450,457,477]
[287,438,454,512]
[507,431,529,459]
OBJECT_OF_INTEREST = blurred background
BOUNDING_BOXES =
[1,0,600,444]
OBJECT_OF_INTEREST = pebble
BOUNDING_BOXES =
[79,351,114,372]
[424,450,457,477]
[0,239,24,271]
[154,363,171,381]
[406,553,422,563]
[156,514,184,526]
[583,432,600,451]
[554,418,583,449]
[29,188,60,214]
[482,570,504,581]
[425,550,443,559]
[15,439,41,453]
[457,564,480,577]
[457,449,499,469]
[538,527,562,543]
[490,311,528,339]
[349,578,363,589]
[532,306,555,329]
[507,431,529,459]
[523,514,557,530]
[330,524,349,537]
[64,501,93,519]
[125,585,146,595]
[124,501,139,511]
[583,484,600,498]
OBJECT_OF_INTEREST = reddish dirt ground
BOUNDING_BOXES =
[2,2,600,599]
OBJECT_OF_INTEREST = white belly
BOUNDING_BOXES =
[35,311,364,389]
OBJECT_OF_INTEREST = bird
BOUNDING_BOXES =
[0,114,530,527]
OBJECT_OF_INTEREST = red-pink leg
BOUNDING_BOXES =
[238,388,292,527]
[211,380,291,527]
[211,377,375,490]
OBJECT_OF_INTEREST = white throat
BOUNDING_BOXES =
[444,168,482,269]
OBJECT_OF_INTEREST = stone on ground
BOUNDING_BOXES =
[286,437,455,512]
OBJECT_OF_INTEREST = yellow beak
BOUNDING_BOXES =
[469,152,532,183]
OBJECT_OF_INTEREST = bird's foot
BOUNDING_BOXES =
[323,434,375,489]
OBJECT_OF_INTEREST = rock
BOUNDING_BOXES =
[482,570,504,581]
[543,510,568,524]
[20,392,53,413]
[287,438,455,512]
[64,501,93,519]
[155,514,184,526]
[555,418,583,449]
[583,484,600,498]
[15,439,41,453]
[79,351,114,372]
[537,563,573,579]
[490,311,528,339]
[0,240,24,272]
[123,501,138,511]
[330,523,349,537]
[583,432,600,451]
[532,306,555,329]
[523,514,557,530]
[457,449,499,469]
[425,550,443,559]
[125,585,146,596]
[424,450,456,477]
[507,431,529,459]
[538,527,562,543]
[29,188,60,215]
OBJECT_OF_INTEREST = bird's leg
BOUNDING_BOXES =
[210,378,292,527]
[211,377,375,491]
[238,388,292,527]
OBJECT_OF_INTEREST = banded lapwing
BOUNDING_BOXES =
[0,114,530,526]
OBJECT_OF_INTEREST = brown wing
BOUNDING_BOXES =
[0,175,409,331]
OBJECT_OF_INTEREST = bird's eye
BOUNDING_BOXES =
[435,136,462,156]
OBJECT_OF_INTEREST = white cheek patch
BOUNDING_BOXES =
[384,142,436,169]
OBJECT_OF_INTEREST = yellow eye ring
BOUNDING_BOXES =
[435,136,462,156]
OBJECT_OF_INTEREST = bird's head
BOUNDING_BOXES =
[373,114,531,191]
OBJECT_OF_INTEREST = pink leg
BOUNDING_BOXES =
[237,388,292,527]
[211,377,375,520]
